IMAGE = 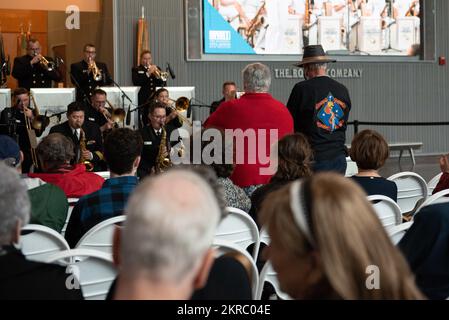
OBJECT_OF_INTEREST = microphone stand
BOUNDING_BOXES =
[109,77,134,127]
[70,72,95,110]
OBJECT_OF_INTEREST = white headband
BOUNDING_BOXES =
[289,180,315,246]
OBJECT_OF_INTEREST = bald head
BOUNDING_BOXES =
[121,169,221,283]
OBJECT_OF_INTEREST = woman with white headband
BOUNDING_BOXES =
[259,172,424,299]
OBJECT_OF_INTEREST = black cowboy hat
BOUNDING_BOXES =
[294,45,337,67]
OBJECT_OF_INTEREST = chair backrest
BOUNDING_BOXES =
[259,226,270,246]
[75,215,126,254]
[416,188,449,212]
[386,221,413,245]
[215,207,260,260]
[345,156,358,177]
[44,248,117,300]
[427,173,443,196]
[94,171,110,179]
[387,172,428,215]
[256,261,292,300]
[367,195,402,228]
[20,224,70,262]
[212,239,259,300]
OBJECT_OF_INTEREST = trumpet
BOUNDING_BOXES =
[88,57,102,81]
[35,53,55,72]
[146,64,169,82]
[166,97,192,126]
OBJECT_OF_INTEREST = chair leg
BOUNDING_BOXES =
[398,149,404,164]
[409,148,416,166]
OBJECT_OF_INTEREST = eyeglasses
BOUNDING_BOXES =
[85,50,96,54]
[151,115,166,120]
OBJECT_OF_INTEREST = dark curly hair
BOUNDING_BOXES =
[104,128,143,175]
[37,133,75,171]
[271,133,313,181]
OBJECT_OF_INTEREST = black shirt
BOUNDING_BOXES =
[287,76,351,161]
[351,176,398,202]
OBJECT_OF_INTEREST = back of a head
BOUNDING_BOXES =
[243,62,271,93]
[0,135,21,168]
[104,128,142,175]
[121,169,221,283]
[261,172,423,299]
[37,133,75,171]
[274,133,313,181]
[350,129,389,170]
[0,163,30,245]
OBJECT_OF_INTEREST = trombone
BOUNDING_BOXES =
[166,97,192,126]
[103,99,126,126]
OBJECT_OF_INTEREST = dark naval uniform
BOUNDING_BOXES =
[12,55,61,90]
[132,65,166,128]
[70,60,113,103]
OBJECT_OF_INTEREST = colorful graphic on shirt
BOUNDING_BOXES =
[315,93,347,132]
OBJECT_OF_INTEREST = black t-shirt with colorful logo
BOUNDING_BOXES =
[287,76,352,161]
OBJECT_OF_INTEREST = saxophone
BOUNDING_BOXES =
[155,126,171,173]
[78,128,94,172]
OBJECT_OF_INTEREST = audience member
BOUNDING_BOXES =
[250,133,313,225]
[260,172,424,299]
[399,202,449,300]
[28,133,104,198]
[205,62,294,195]
[0,135,68,232]
[349,129,397,201]
[65,128,142,248]
[431,153,449,195]
[287,45,351,174]
[113,169,221,299]
[0,163,83,300]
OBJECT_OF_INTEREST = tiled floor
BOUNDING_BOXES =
[379,155,442,182]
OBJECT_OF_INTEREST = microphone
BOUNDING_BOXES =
[166,62,176,79]
[126,104,131,126]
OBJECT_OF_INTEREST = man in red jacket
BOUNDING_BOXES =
[205,62,294,195]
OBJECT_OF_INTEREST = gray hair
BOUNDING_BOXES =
[305,62,328,72]
[243,62,271,93]
[121,169,221,283]
[37,133,75,171]
[0,163,30,245]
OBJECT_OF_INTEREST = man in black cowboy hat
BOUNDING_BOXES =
[287,44,351,175]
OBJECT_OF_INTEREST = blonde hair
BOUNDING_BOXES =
[260,173,424,300]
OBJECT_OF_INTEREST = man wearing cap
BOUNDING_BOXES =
[0,135,69,233]
[287,44,351,174]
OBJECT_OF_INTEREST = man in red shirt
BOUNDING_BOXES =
[205,63,294,195]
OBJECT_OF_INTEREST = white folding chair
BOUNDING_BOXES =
[367,195,402,228]
[212,239,259,300]
[387,172,428,215]
[215,207,260,260]
[259,227,270,246]
[20,224,70,262]
[256,261,292,300]
[44,248,117,300]
[416,188,449,212]
[386,221,413,245]
[75,215,126,255]
[427,173,443,196]
[94,171,110,179]
[345,157,358,177]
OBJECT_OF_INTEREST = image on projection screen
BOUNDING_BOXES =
[203,0,421,56]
